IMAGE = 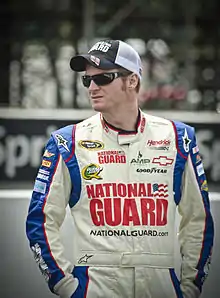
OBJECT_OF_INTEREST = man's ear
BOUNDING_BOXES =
[128,74,138,89]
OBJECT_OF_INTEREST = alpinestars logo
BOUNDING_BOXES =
[55,134,70,152]
[78,254,93,264]
[182,128,191,152]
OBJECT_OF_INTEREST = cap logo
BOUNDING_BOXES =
[88,41,111,53]
[90,55,100,66]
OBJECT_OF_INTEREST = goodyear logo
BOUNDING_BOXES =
[79,140,104,151]
[82,163,103,180]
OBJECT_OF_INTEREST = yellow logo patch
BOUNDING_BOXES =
[42,160,52,168]
[82,163,103,180]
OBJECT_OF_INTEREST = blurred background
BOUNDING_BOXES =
[0,0,220,110]
[0,0,219,297]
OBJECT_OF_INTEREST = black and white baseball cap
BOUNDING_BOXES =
[70,40,142,79]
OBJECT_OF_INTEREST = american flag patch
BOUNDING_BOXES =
[153,183,168,198]
[192,145,199,154]
[90,55,100,66]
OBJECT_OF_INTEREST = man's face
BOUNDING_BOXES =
[84,65,129,113]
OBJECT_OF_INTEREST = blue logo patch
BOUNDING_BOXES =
[34,180,47,194]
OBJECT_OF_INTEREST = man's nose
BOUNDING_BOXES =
[88,79,100,90]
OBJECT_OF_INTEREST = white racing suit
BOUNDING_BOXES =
[26,111,214,298]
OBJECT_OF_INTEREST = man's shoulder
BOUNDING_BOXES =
[143,111,194,132]
[53,124,74,139]
[142,111,171,127]
[50,113,100,135]
[171,120,194,134]
[75,113,101,131]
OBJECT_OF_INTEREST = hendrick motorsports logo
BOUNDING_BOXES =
[82,163,103,180]
[146,139,170,150]
[79,140,104,150]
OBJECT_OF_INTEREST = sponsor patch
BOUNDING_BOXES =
[43,150,55,158]
[82,163,103,180]
[137,168,167,174]
[79,140,104,150]
[182,128,191,152]
[39,169,50,175]
[147,139,170,147]
[55,134,70,152]
[192,145,199,154]
[201,180,208,191]
[131,151,150,165]
[90,55,100,66]
[98,150,126,164]
[152,156,174,166]
[149,146,169,151]
[197,163,205,176]
[33,180,47,194]
[90,229,169,237]
[42,160,52,168]
[88,41,111,53]
[203,255,211,281]
[31,243,50,282]
[86,182,168,227]
[37,173,49,181]
[195,154,202,164]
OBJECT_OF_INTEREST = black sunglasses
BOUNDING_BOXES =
[81,72,128,88]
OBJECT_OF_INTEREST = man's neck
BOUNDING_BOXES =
[102,109,140,132]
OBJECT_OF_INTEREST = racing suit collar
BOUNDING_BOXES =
[100,110,146,145]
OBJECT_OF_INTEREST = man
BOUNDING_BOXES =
[26,39,214,298]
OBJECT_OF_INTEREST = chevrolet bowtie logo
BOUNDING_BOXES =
[152,156,174,166]
[78,254,93,264]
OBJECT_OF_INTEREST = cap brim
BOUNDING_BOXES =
[70,54,117,72]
